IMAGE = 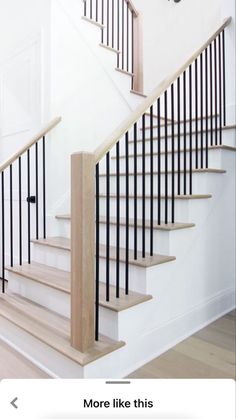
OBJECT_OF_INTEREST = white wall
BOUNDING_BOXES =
[47,0,142,213]
[0,0,51,163]
[134,0,235,122]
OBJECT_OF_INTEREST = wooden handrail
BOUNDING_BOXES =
[0,117,62,173]
[125,0,139,17]
[94,16,232,163]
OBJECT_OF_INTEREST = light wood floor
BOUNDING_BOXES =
[127,310,236,379]
[0,311,235,379]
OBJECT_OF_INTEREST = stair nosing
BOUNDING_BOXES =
[30,240,176,267]
[142,113,221,128]
[111,145,236,160]
[82,16,105,29]
[129,125,236,144]
[98,168,227,177]
[98,193,212,200]
[55,215,195,231]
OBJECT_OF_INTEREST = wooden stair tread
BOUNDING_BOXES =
[98,168,227,177]
[98,193,212,200]
[130,125,236,143]
[6,262,70,294]
[142,113,220,128]
[99,43,121,54]
[116,68,134,77]
[6,263,152,312]
[0,294,125,366]
[100,244,176,267]
[112,145,236,160]
[82,16,105,29]
[31,239,176,267]
[56,215,195,232]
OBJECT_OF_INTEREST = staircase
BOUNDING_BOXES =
[0,13,235,378]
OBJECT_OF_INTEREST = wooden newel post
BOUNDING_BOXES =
[71,152,95,353]
[133,12,143,93]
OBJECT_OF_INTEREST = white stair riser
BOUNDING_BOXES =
[7,273,71,318]
[98,171,225,195]
[31,244,71,271]
[109,148,224,172]
[98,223,195,255]
[98,194,209,222]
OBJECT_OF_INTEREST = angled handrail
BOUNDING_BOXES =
[0,117,62,173]
[94,17,231,163]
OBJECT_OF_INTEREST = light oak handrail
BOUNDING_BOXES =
[0,117,62,173]
[125,0,139,17]
[94,16,232,163]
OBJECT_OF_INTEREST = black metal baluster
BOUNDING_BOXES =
[177,77,181,193]
[189,65,193,193]
[27,149,31,264]
[205,48,209,168]
[125,132,129,294]
[1,172,5,293]
[106,152,110,301]
[122,0,124,69]
[218,34,223,145]
[116,142,120,298]
[214,38,218,145]
[84,0,87,17]
[183,71,187,194]
[42,136,46,239]
[101,0,104,43]
[142,114,146,257]
[95,163,100,341]
[171,84,175,221]
[19,157,22,266]
[96,0,98,22]
[133,122,138,259]
[9,165,13,267]
[107,0,110,46]
[117,0,120,67]
[222,30,226,126]
[195,59,199,168]
[157,98,161,225]
[126,2,129,72]
[150,106,154,256]
[210,43,213,146]
[112,0,114,48]
[90,0,92,19]
[35,142,39,240]
[164,90,168,222]
[200,53,204,168]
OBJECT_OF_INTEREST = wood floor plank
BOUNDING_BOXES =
[128,349,234,379]
[173,337,235,376]
[127,312,236,379]
[195,325,235,352]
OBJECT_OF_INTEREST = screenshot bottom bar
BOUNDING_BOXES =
[0,379,235,418]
